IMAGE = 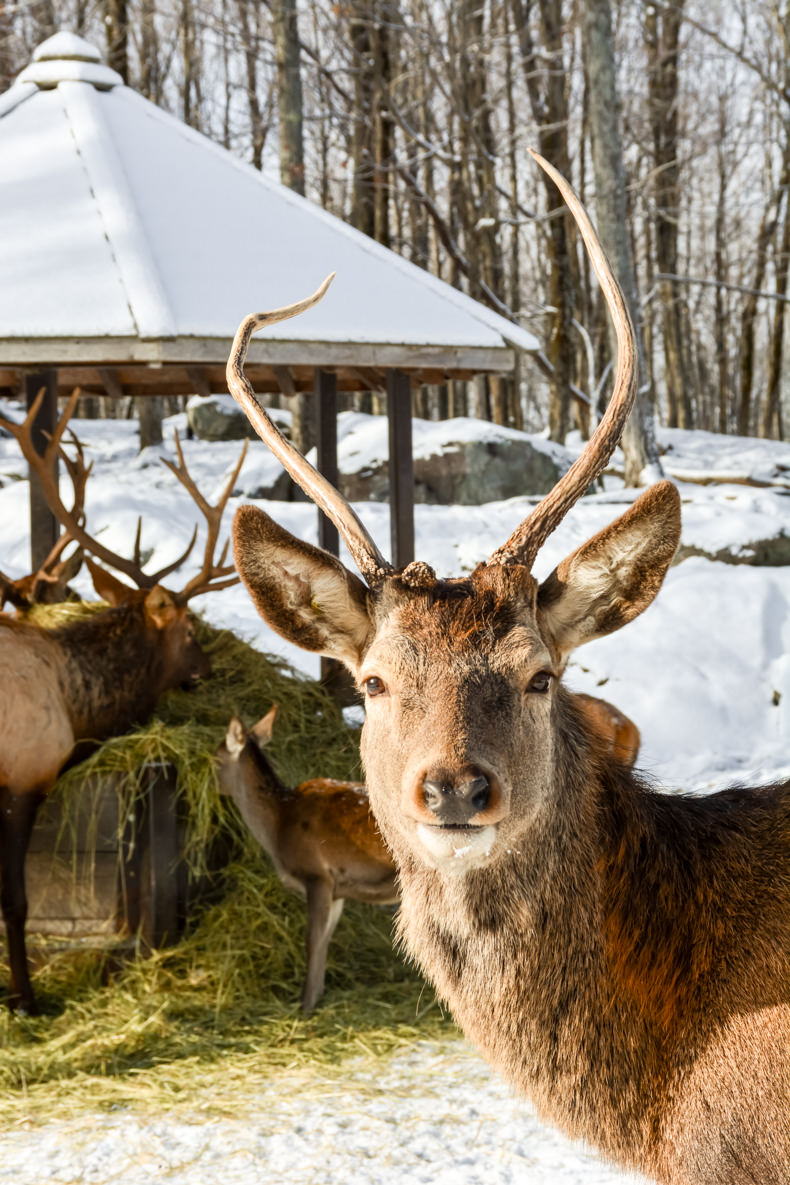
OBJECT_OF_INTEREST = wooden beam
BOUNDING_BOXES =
[351,366,387,392]
[185,365,212,398]
[24,369,59,570]
[273,365,297,399]
[97,366,124,401]
[387,369,414,569]
[0,337,519,374]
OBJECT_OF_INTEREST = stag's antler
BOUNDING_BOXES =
[225,275,394,586]
[225,153,636,582]
[487,151,637,568]
[0,391,244,599]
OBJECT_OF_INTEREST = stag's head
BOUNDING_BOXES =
[228,154,681,875]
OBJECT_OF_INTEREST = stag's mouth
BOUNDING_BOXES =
[415,821,498,869]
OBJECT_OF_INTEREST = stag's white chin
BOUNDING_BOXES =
[415,823,498,871]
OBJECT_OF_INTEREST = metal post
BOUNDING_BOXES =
[24,369,59,570]
[386,369,414,569]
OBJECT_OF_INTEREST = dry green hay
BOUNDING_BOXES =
[0,606,457,1122]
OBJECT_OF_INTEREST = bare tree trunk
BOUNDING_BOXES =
[139,0,162,102]
[645,0,692,429]
[103,0,129,82]
[714,98,731,433]
[512,0,575,443]
[582,0,663,483]
[761,184,790,439]
[272,0,305,194]
[135,397,164,451]
[738,197,775,436]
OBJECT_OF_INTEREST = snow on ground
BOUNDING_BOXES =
[0,1045,648,1185]
[0,404,788,1181]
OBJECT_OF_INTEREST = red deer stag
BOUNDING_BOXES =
[223,154,790,1185]
[216,704,398,1010]
[0,395,245,1013]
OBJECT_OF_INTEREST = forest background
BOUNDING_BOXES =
[1,0,785,483]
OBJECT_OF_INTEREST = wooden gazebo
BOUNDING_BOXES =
[0,32,537,572]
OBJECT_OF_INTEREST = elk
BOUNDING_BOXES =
[223,153,790,1185]
[0,395,245,1013]
[216,704,398,1010]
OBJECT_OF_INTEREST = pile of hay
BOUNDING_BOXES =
[0,609,456,1122]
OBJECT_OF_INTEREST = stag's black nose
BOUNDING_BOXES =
[422,770,491,825]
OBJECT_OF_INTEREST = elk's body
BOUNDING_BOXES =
[0,399,245,1012]
[224,155,790,1184]
[216,707,397,1009]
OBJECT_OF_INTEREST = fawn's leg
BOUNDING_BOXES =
[302,878,344,1011]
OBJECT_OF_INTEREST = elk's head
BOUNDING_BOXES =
[0,398,248,694]
[228,154,681,875]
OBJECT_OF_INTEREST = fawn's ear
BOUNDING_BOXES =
[250,704,278,748]
[86,556,135,606]
[224,716,248,759]
[233,505,373,670]
[538,481,681,660]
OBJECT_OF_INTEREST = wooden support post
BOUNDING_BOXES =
[116,764,182,947]
[117,792,146,937]
[387,369,414,569]
[314,368,357,702]
[315,368,339,557]
[146,763,181,947]
[24,369,59,570]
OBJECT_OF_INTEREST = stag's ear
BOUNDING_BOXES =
[233,505,373,669]
[86,556,135,606]
[537,481,681,659]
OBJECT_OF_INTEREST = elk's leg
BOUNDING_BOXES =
[0,788,43,1014]
[301,878,344,1012]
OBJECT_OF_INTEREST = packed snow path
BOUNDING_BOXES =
[0,1043,648,1184]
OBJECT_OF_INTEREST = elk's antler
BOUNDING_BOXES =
[0,403,92,609]
[160,431,247,601]
[487,151,638,569]
[0,391,243,598]
[225,275,394,586]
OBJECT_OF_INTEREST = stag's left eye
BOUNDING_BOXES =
[526,671,552,694]
[363,676,387,697]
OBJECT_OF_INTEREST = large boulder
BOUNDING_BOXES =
[335,414,571,505]
[187,395,293,443]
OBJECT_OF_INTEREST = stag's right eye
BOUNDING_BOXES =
[363,676,387,697]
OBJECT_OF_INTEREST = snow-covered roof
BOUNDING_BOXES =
[0,34,538,372]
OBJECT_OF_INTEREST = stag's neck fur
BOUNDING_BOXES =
[394,715,790,1182]
[51,607,176,741]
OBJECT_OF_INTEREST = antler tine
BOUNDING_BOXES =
[226,274,393,586]
[488,151,638,570]
[159,431,248,600]
[0,390,189,590]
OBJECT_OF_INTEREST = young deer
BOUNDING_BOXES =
[0,395,245,1013]
[216,705,398,1010]
[224,154,789,1185]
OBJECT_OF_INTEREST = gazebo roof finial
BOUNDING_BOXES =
[16,32,122,90]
